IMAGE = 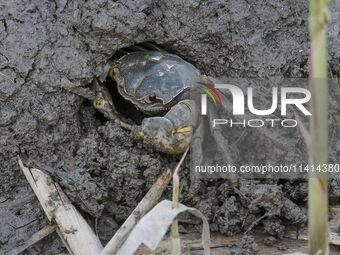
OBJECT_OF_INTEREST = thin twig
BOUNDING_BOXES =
[244,213,269,234]
[8,225,56,255]
[100,169,173,255]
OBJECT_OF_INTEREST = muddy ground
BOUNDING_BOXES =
[1,0,340,254]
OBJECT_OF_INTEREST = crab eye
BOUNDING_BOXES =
[145,94,157,103]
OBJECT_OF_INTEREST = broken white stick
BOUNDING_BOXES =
[100,169,172,255]
[18,158,103,255]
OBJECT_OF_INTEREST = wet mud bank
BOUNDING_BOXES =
[1,0,340,253]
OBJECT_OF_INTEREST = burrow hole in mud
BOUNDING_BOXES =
[92,42,196,125]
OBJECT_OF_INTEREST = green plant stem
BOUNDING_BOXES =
[308,0,330,254]
[171,172,181,255]
[171,148,189,255]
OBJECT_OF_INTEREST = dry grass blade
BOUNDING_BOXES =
[294,111,311,149]
[115,200,211,255]
[172,147,189,255]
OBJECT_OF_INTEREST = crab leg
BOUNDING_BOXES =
[188,120,205,198]
[141,42,165,52]
[207,103,238,185]
[132,99,199,155]
[91,79,132,130]
[128,44,149,52]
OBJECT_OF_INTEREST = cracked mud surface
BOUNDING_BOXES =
[1,0,340,253]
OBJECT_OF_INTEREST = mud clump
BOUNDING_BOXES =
[262,218,285,239]
[1,0,340,253]
[263,236,278,246]
[229,235,260,255]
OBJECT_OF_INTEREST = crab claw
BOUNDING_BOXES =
[131,100,198,155]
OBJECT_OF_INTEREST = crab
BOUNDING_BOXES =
[72,46,205,155]
[70,45,234,158]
